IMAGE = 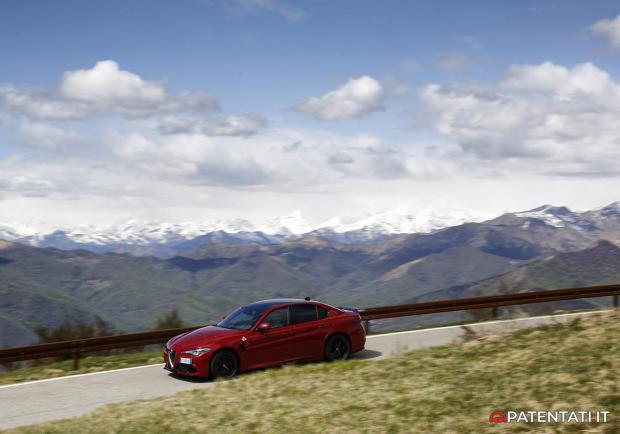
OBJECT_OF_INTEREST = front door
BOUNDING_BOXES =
[244,306,296,369]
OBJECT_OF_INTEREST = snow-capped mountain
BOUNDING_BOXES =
[259,210,313,235]
[514,205,597,232]
[1,202,618,258]
[317,207,487,234]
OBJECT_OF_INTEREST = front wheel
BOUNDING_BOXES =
[210,350,239,379]
[325,335,350,361]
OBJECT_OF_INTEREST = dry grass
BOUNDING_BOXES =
[6,311,619,434]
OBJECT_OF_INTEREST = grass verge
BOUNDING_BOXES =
[0,349,162,385]
[5,311,619,433]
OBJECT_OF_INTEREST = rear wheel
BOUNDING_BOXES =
[325,334,350,361]
[210,350,238,379]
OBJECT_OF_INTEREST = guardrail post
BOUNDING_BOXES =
[614,295,619,308]
[73,350,80,370]
[491,306,499,319]
[364,320,371,334]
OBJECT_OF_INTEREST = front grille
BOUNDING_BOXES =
[176,364,197,374]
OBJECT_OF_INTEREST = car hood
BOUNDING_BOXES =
[167,325,242,351]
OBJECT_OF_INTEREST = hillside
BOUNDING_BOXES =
[3,202,620,347]
[9,311,619,434]
[0,242,309,347]
[468,240,620,297]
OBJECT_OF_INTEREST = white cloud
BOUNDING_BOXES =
[16,121,81,150]
[590,14,620,50]
[1,60,220,121]
[178,90,220,113]
[420,61,620,174]
[155,115,197,135]
[104,126,441,190]
[203,114,268,137]
[295,76,384,121]
[61,60,167,113]
[0,86,90,120]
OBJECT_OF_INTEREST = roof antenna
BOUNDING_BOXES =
[304,296,311,301]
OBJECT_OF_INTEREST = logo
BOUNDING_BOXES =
[489,409,610,424]
[489,410,508,423]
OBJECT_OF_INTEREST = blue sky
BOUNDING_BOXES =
[1,0,620,228]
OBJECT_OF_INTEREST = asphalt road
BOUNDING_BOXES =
[0,310,605,430]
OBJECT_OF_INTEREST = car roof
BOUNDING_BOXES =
[245,298,318,310]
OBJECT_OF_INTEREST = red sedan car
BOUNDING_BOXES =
[164,298,366,379]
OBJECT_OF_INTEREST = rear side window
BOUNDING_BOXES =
[317,307,329,319]
[263,306,289,328]
[291,304,318,324]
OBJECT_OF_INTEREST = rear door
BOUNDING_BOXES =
[288,304,328,360]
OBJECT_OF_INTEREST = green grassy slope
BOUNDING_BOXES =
[8,311,619,434]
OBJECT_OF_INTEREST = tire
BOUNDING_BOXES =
[324,334,350,361]
[210,350,239,379]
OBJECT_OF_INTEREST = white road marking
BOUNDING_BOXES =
[0,363,164,389]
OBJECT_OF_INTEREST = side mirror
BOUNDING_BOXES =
[256,322,271,333]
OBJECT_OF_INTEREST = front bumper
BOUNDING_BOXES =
[163,349,211,377]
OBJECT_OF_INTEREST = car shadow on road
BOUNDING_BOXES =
[167,373,212,383]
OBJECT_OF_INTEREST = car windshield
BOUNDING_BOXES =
[217,305,268,330]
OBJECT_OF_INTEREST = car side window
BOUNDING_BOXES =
[291,304,318,324]
[317,307,329,320]
[263,306,289,329]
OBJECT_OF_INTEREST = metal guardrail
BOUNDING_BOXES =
[1,284,618,369]
[0,326,203,368]
[359,283,620,320]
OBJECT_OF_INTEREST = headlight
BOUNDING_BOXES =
[182,347,212,356]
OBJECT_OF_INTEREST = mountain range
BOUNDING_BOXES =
[1,202,619,347]
[0,208,489,258]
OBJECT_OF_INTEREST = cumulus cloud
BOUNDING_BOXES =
[0,86,90,120]
[282,140,303,152]
[327,152,354,165]
[420,61,620,173]
[61,60,167,112]
[155,115,197,135]
[202,114,268,137]
[295,76,384,121]
[178,90,221,113]
[104,127,441,189]
[17,121,81,150]
[590,14,620,50]
[0,60,220,121]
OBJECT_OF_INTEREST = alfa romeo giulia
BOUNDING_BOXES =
[164,298,366,379]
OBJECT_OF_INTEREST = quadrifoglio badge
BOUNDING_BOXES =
[489,409,611,424]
